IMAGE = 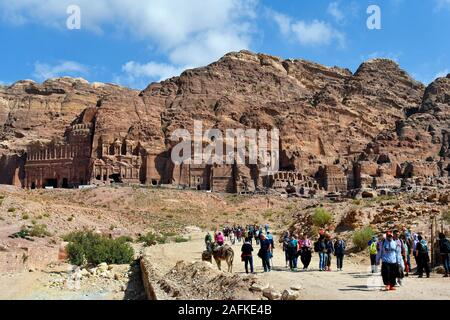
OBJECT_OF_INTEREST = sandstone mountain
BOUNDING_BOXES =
[0,50,448,193]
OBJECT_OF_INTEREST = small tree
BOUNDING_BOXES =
[312,208,332,228]
[353,226,374,251]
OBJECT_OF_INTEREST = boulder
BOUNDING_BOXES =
[250,283,270,292]
[262,288,281,300]
[281,289,301,300]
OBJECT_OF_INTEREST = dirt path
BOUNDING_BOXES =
[145,232,450,300]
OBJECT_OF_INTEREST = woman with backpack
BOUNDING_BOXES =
[315,234,328,271]
[281,231,290,268]
[325,234,334,271]
[287,235,299,271]
[368,235,379,273]
[334,236,346,271]
[416,235,430,278]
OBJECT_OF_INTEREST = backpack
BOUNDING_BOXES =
[289,239,297,248]
[335,240,345,254]
[314,241,320,252]
[442,239,450,254]
[420,240,429,254]
[369,242,378,255]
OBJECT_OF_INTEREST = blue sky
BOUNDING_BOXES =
[0,0,449,89]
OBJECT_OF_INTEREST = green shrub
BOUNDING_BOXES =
[8,208,16,213]
[138,232,167,246]
[353,226,374,251]
[64,231,134,266]
[116,236,133,243]
[22,213,29,220]
[174,237,189,243]
[28,224,51,238]
[311,208,332,227]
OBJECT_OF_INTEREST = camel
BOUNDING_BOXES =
[202,243,234,273]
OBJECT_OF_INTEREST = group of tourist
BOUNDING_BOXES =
[221,224,270,246]
[369,226,450,291]
[204,223,450,291]
[280,230,346,272]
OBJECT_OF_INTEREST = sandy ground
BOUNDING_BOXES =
[145,232,450,300]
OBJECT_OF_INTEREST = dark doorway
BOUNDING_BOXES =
[31,182,36,190]
[62,178,69,189]
[110,174,122,183]
[151,179,158,186]
[44,179,58,188]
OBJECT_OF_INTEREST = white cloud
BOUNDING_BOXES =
[270,10,345,47]
[33,61,89,81]
[0,0,256,64]
[270,10,291,36]
[291,20,345,46]
[435,69,449,78]
[0,0,258,87]
[122,61,185,82]
[327,2,344,23]
[436,0,450,10]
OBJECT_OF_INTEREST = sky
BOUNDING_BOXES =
[0,0,449,89]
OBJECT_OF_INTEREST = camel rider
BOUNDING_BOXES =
[216,232,225,246]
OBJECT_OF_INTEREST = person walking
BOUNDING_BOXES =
[438,233,450,278]
[368,235,379,273]
[229,230,236,245]
[300,234,312,270]
[334,236,346,271]
[315,234,328,271]
[393,230,406,286]
[255,229,260,246]
[399,234,410,277]
[205,232,212,250]
[287,235,299,271]
[266,231,275,268]
[377,231,399,291]
[281,231,290,268]
[416,235,430,278]
[258,233,272,272]
[325,234,334,271]
[241,237,254,274]
[412,233,419,274]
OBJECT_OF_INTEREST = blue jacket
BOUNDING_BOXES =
[377,239,399,264]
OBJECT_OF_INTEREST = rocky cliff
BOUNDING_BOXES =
[1,50,447,190]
